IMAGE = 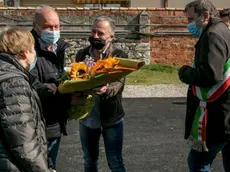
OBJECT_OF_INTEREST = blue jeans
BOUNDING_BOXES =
[222,141,230,172]
[48,137,61,170]
[79,121,126,172]
[187,142,226,172]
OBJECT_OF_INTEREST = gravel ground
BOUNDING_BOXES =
[123,84,188,98]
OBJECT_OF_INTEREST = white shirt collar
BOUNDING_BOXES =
[51,43,58,53]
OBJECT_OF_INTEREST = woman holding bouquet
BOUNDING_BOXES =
[75,16,127,172]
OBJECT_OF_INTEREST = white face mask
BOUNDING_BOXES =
[28,57,37,71]
[40,30,60,45]
[36,24,60,45]
[27,51,37,71]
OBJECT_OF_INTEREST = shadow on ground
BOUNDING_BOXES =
[56,98,224,172]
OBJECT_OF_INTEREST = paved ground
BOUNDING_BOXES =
[56,97,224,172]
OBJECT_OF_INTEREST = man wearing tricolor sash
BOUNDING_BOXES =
[219,8,230,172]
[178,0,230,171]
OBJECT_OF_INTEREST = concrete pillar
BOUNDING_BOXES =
[139,11,151,64]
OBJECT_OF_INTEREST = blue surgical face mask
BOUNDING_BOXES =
[28,52,37,71]
[40,30,60,46]
[29,57,37,71]
[187,21,202,37]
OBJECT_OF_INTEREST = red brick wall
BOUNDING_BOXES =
[147,9,199,65]
[151,36,198,65]
[0,7,221,66]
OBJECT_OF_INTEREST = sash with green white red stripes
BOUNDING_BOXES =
[189,58,230,152]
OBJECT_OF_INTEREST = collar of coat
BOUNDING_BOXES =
[199,17,224,38]
[0,53,36,85]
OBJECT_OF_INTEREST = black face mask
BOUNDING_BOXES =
[88,36,106,50]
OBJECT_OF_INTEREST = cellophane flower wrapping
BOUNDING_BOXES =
[59,56,145,120]
[68,95,95,120]
[58,57,145,93]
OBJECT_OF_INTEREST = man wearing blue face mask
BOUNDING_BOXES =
[30,5,72,170]
[178,0,230,172]
[219,8,230,172]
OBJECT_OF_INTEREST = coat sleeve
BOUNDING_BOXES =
[0,79,51,172]
[104,49,128,98]
[179,32,227,87]
[32,78,56,103]
[104,78,125,98]
[30,62,57,104]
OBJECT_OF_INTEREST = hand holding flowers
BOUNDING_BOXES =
[59,56,145,120]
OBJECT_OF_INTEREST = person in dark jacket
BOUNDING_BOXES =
[75,16,127,172]
[0,28,55,172]
[179,0,230,171]
[30,6,71,169]
[219,8,230,172]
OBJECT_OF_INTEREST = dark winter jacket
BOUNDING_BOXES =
[0,53,52,172]
[76,46,127,127]
[179,18,230,143]
[30,29,71,138]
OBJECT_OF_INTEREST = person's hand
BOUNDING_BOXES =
[178,65,190,83]
[92,84,109,95]
[44,83,57,95]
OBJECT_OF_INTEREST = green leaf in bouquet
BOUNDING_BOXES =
[58,71,70,84]
[68,95,95,120]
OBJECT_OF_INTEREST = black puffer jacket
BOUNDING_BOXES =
[0,53,51,172]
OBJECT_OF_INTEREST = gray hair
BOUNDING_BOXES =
[184,0,219,17]
[93,16,116,34]
[33,5,56,26]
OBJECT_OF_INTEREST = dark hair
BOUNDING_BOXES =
[219,8,230,18]
[184,0,219,17]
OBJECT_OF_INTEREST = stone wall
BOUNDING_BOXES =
[0,7,219,66]
[64,38,150,66]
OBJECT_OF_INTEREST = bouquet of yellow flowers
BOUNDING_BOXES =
[58,56,145,93]
[59,56,145,120]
